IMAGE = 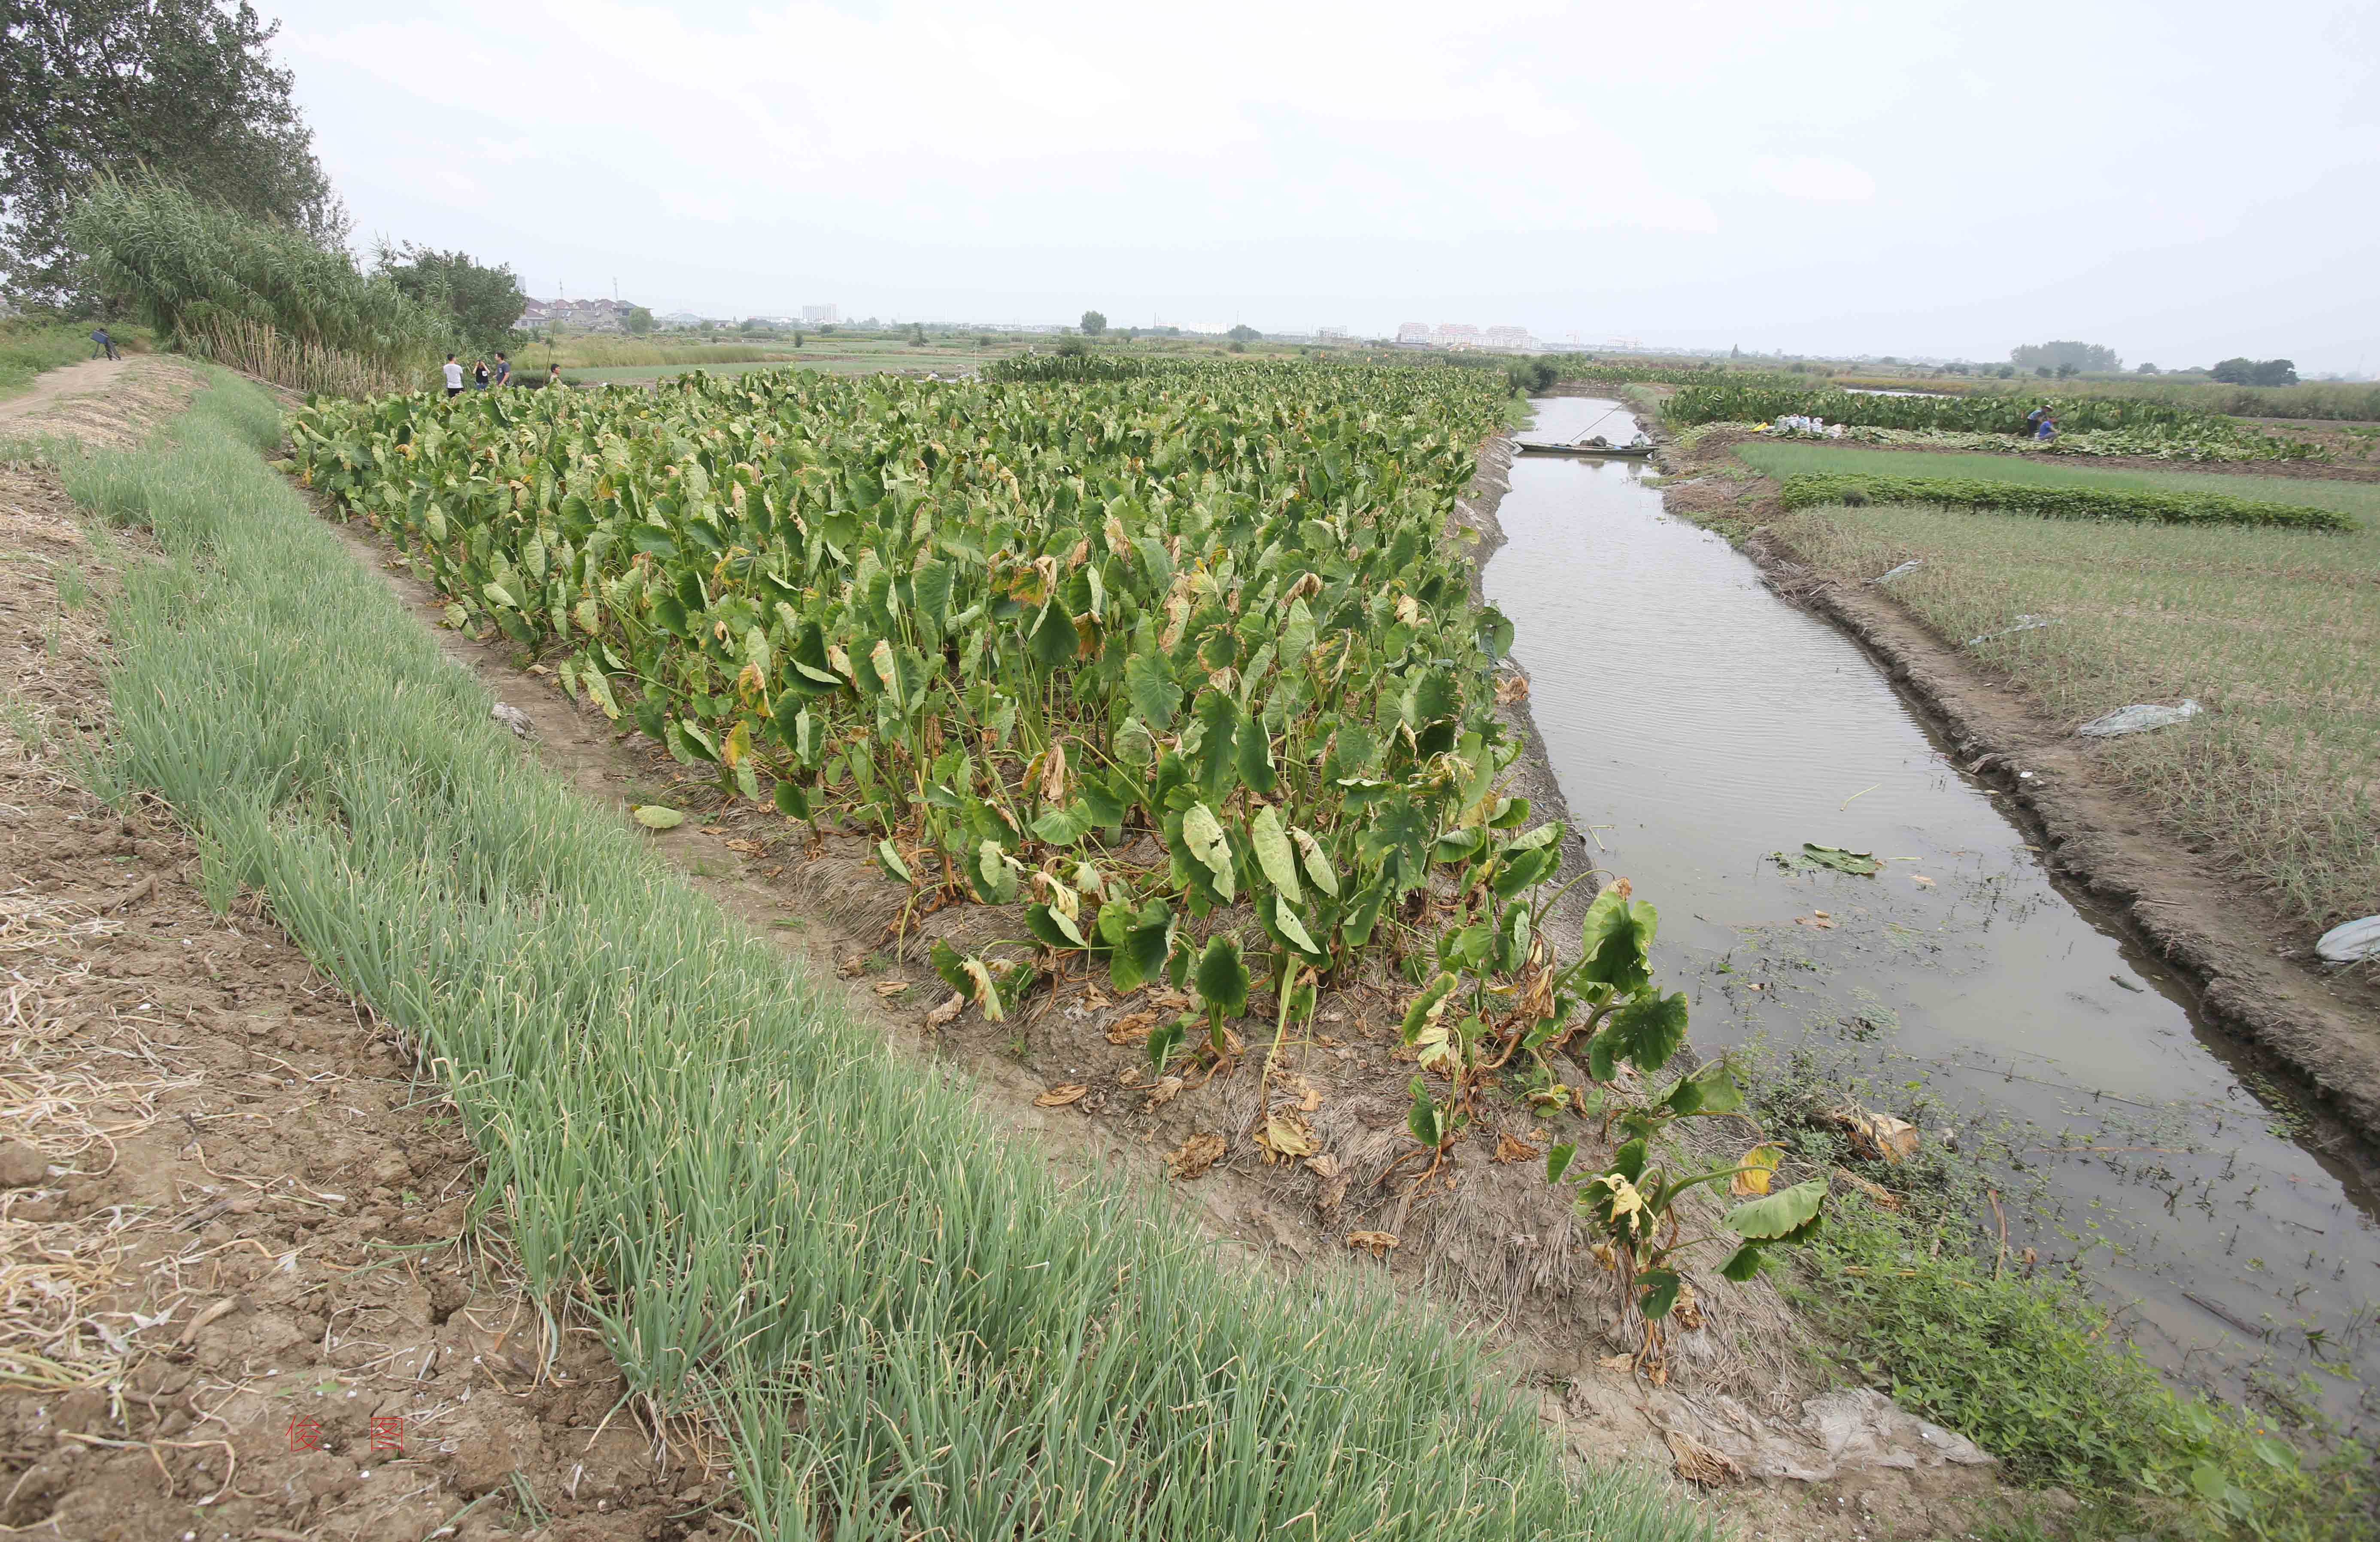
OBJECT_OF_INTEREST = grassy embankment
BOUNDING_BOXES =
[1735,442,2377,931]
[55,368,1712,1540]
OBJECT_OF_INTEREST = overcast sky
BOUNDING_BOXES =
[274,0,2377,371]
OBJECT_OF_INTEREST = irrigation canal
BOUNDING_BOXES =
[1488,395,2379,1433]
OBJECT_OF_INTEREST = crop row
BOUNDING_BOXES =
[1548,361,1805,389]
[1776,473,2353,530]
[1664,380,2320,456]
[285,361,1551,1006]
[284,355,1830,1348]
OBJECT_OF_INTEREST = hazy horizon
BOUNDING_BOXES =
[276,0,2378,373]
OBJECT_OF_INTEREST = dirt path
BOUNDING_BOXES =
[0,372,720,1542]
[0,359,131,426]
[1659,434,2380,1152]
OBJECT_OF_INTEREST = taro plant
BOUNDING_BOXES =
[282,358,1526,1027]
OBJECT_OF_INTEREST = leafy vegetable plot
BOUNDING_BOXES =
[1779,473,2351,531]
[1664,381,2320,459]
[285,360,1541,987]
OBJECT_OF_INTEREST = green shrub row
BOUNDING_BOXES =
[1777,473,2352,530]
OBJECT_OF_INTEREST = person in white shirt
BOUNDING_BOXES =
[442,355,464,397]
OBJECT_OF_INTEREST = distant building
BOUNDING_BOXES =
[1433,323,1480,350]
[1318,326,1350,341]
[801,304,839,324]
[1483,325,1535,352]
[658,311,705,328]
[1395,322,1431,347]
[517,296,636,333]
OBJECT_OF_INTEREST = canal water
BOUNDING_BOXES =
[1487,395,2380,1430]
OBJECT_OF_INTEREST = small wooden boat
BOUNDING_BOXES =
[1514,436,1656,458]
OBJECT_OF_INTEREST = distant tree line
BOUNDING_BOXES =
[2011,340,2121,375]
[2210,357,2298,387]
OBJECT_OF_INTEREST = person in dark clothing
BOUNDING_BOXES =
[473,359,490,390]
[90,326,119,360]
[2023,404,2049,437]
[494,352,510,386]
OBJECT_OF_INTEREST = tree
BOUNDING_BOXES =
[792,330,804,349]
[908,322,927,347]
[1226,324,1261,343]
[623,306,656,335]
[373,242,526,353]
[2210,357,2297,386]
[1,0,348,309]
[2136,362,2161,374]
[1080,309,1107,338]
[2010,340,2121,374]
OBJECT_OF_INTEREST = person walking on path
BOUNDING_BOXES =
[89,326,118,361]
[443,355,464,397]
[494,352,510,386]
[473,358,490,390]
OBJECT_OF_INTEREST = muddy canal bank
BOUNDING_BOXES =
[1491,397,2380,1434]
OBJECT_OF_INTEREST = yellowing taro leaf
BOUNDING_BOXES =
[962,958,1005,1022]
[870,638,900,698]
[1732,1144,1783,1197]
[1034,1083,1089,1107]
[1412,1017,1455,1072]
[1280,596,1317,667]
[923,993,964,1030]
[1594,1172,1648,1225]
[632,805,685,830]
[1345,1231,1399,1257]
[1274,905,1322,956]
[1262,1113,1317,1158]
[1180,802,1235,902]
[1249,805,1302,905]
[1290,827,1339,897]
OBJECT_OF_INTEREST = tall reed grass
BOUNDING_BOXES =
[58,370,1710,1542]
[183,314,420,398]
[67,175,450,388]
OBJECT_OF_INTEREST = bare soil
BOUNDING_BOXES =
[1659,429,2380,1153]
[0,375,722,1542]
